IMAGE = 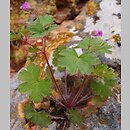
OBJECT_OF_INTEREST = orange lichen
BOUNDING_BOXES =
[111,34,121,43]
[86,1,100,16]
[25,29,74,79]
[24,123,31,130]
[34,100,50,110]
[52,89,60,100]
[18,98,30,119]
[42,128,47,130]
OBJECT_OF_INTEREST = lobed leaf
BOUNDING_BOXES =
[91,64,117,98]
[68,109,84,126]
[18,64,52,103]
[28,15,57,38]
[91,80,112,98]
[52,45,66,71]
[38,15,55,27]
[29,22,43,34]
[25,104,52,127]
[77,37,112,55]
[10,29,29,41]
[57,48,100,75]
[92,64,117,79]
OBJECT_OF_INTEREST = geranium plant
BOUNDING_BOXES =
[18,15,117,129]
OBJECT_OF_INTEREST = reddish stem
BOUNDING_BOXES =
[74,89,92,106]
[68,81,76,104]
[71,76,89,106]
[41,38,69,107]
[51,96,66,108]
[42,50,68,106]
[68,74,79,104]
[64,70,68,100]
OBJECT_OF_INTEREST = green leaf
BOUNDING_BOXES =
[25,104,52,127]
[90,96,106,107]
[52,45,66,71]
[29,45,39,53]
[29,22,43,34]
[92,64,117,79]
[18,29,29,36]
[10,32,16,41]
[91,80,112,98]
[77,37,112,55]
[18,64,52,102]
[28,15,57,38]
[10,32,21,41]
[91,64,117,98]
[57,48,100,75]
[69,109,84,126]
[53,45,66,66]
[10,29,29,41]
[28,54,36,62]
[38,15,55,27]
[45,65,55,81]
[30,24,57,38]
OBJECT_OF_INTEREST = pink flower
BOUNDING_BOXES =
[95,30,103,37]
[20,2,30,11]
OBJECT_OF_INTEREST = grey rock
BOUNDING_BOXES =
[86,96,121,130]
[10,89,26,130]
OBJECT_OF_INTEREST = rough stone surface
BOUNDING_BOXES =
[85,96,121,130]
[10,89,27,130]
[69,0,121,60]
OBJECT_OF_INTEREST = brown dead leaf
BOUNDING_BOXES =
[87,101,95,107]
[80,126,87,130]
[30,125,37,130]
[80,97,107,118]
[34,100,50,110]
[25,123,31,130]
[25,123,37,130]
